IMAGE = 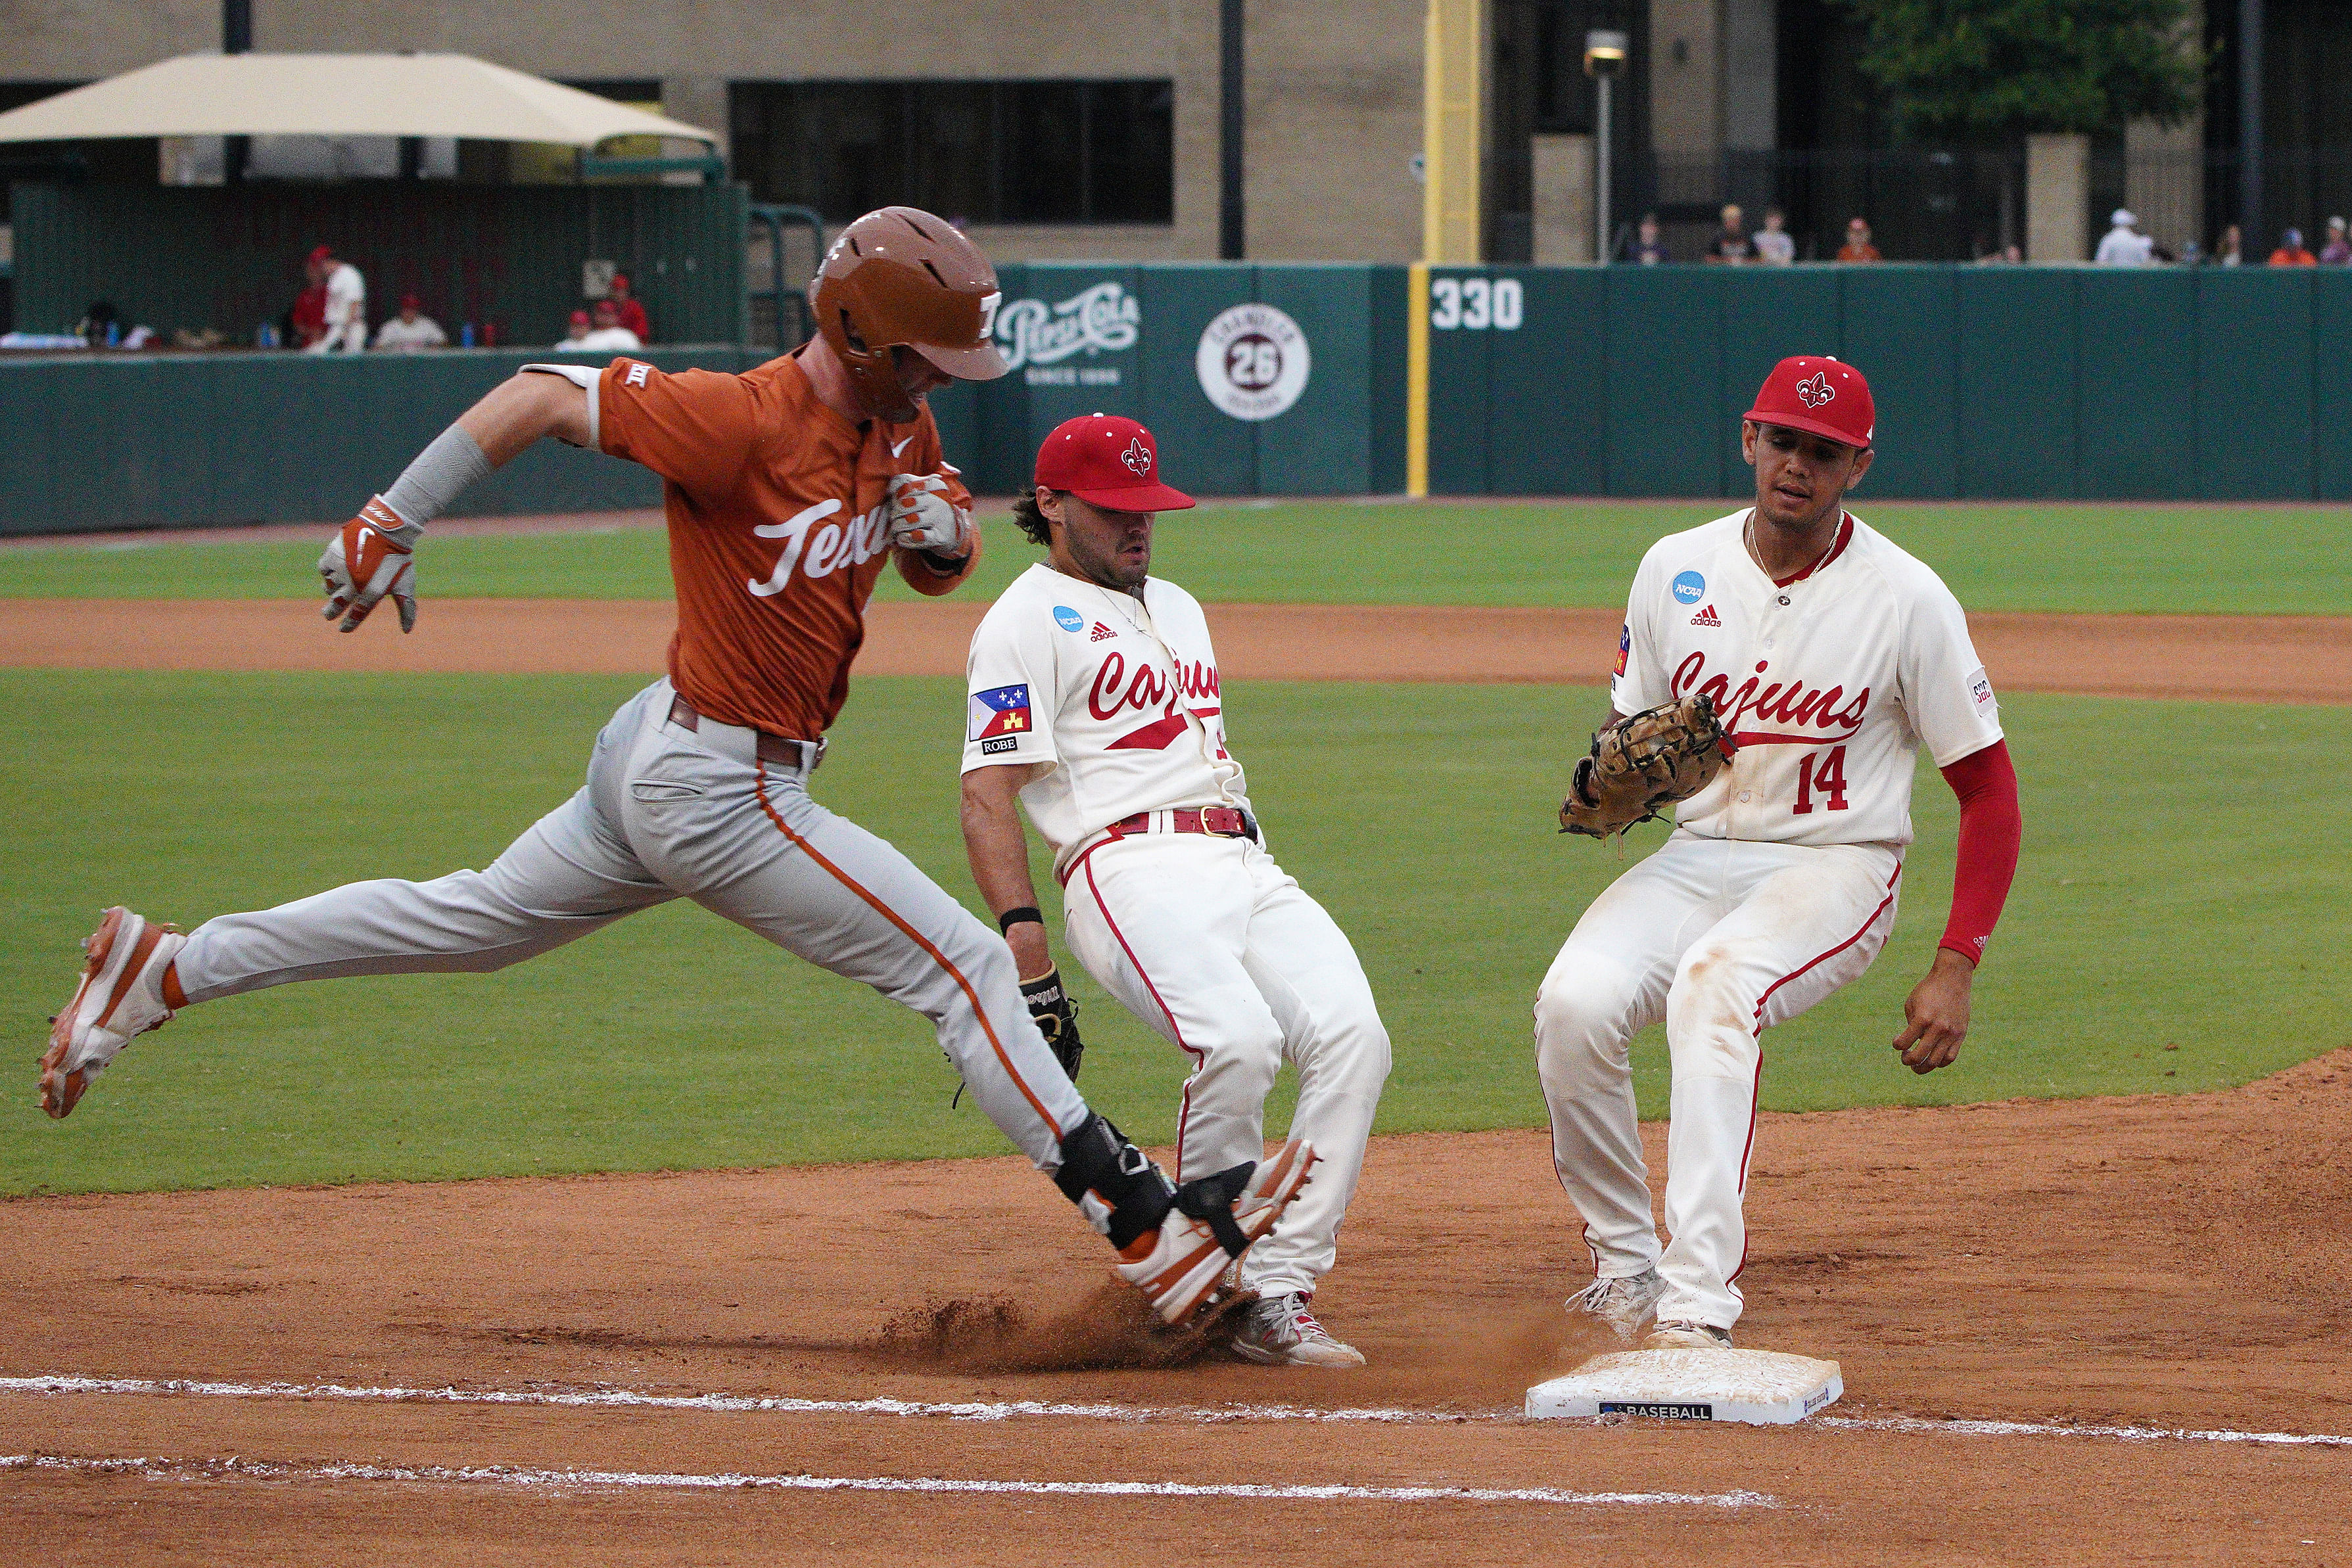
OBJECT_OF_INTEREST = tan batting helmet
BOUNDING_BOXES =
[811,207,1008,421]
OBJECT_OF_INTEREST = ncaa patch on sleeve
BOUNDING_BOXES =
[1053,606,1085,632]
[969,684,1033,741]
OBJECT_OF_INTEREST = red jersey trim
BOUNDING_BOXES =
[1772,513,1855,588]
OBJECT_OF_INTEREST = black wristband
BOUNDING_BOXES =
[997,906,1044,933]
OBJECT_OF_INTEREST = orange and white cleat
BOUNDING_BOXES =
[1117,1138,1318,1325]
[41,906,186,1119]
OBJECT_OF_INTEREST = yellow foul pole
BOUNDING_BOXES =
[1422,0,1483,265]
[1414,0,1481,497]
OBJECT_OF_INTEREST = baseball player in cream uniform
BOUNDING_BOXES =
[1541,357,2023,1349]
[960,415,1392,1368]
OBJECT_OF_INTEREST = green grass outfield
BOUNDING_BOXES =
[1,499,2341,614]
[2,670,2341,1196]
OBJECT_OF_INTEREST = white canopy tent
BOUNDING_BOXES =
[0,53,718,153]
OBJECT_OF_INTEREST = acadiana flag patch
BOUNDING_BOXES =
[1614,622,1630,678]
[968,683,1033,741]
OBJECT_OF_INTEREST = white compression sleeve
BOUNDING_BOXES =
[381,424,494,528]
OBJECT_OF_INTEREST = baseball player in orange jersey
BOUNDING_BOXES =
[41,206,1315,1326]
[1543,357,2023,1350]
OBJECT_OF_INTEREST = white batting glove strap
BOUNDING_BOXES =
[319,497,424,634]
[887,471,972,557]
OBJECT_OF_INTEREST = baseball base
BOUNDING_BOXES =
[1524,1348,1844,1425]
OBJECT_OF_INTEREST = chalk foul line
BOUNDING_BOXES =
[5,1374,2347,1450]
[0,1454,1769,1510]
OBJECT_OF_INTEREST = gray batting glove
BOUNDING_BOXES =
[319,497,423,634]
[885,471,972,557]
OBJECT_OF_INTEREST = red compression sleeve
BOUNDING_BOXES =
[1937,739,2021,965]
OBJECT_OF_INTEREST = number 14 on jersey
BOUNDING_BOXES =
[1793,746,1850,815]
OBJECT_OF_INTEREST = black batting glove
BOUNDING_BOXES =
[1021,967,1085,1080]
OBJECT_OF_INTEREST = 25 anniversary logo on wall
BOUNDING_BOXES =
[1196,304,1311,421]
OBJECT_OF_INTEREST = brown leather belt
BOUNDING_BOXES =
[1107,806,1259,842]
[667,693,825,772]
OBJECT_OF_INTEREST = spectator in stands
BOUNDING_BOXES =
[1836,217,1881,262]
[1616,212,1670,264]
[558,300,644,352]
[1976,243,2023,264]
[2322,217,2352,264]
[2095,208,2156,265]
[1702,204,1753,264]
[607,271,651,341]
[2270,228,2318,266]
[1752,206,1795,265]
[2215,225,2244,265]
[371,293,448,352]
[290,273,327,349]
[303,244,368,354]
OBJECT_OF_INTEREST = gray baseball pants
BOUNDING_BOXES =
[174,678,1089,1169]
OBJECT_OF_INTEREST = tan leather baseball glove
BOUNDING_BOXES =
[1559,694,1735,839]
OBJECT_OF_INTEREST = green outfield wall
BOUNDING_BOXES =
[0,346,757,535]
[1,259,2346,534]
[1419,263,2352,502]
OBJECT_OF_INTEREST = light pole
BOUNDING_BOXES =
[1585,30,1628,264]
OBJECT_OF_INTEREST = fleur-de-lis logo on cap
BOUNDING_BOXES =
[1795,371,1835,408]
[1121,436,1152,475]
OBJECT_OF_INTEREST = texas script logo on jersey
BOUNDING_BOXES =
[968,684,1033,742]
[1091,649,1219,751]
[1669,651,1870,743]
[1121,437,1152,476]
[1795,371,1834,407]
[746,498,891,597]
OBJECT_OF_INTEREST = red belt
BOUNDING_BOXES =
[1107,806,1259,842]
[667,693,825,772]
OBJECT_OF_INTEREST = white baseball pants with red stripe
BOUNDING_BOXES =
[1535,832,1903,1331]
[172,679,1088,1169]
[1062,832,1391,1299]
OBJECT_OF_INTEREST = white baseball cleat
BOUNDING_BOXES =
[1117,1139,1317,1325]
[1568,1268,1668,1342]
[1231,1291,1367,1368]
[1643,1319,1735,1350]
[41,906,186,1120]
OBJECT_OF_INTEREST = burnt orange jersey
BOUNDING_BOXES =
[597,348,978,739]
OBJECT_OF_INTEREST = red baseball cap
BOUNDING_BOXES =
[1034,414,1195,512]
[308,244,334,264]
[1745,356,1875,450]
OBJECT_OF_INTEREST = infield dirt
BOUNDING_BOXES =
[3,1050,2347,1563]
[2,597,2346,703]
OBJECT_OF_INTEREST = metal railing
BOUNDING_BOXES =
[1584,147,2352,264]
[747,203,824,349]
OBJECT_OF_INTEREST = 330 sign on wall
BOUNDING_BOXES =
[1429,276,1524,331]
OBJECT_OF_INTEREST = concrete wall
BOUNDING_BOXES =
[2027,133,2090,263]
[5,0,1428,264]
[1531,133,1595,264]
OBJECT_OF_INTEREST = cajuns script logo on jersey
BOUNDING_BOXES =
[1796,371,1834,407]
[1089,649,1221,751]
[1669,651,1870,744]
[746,497,893,597]
[969,685,1033,755]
